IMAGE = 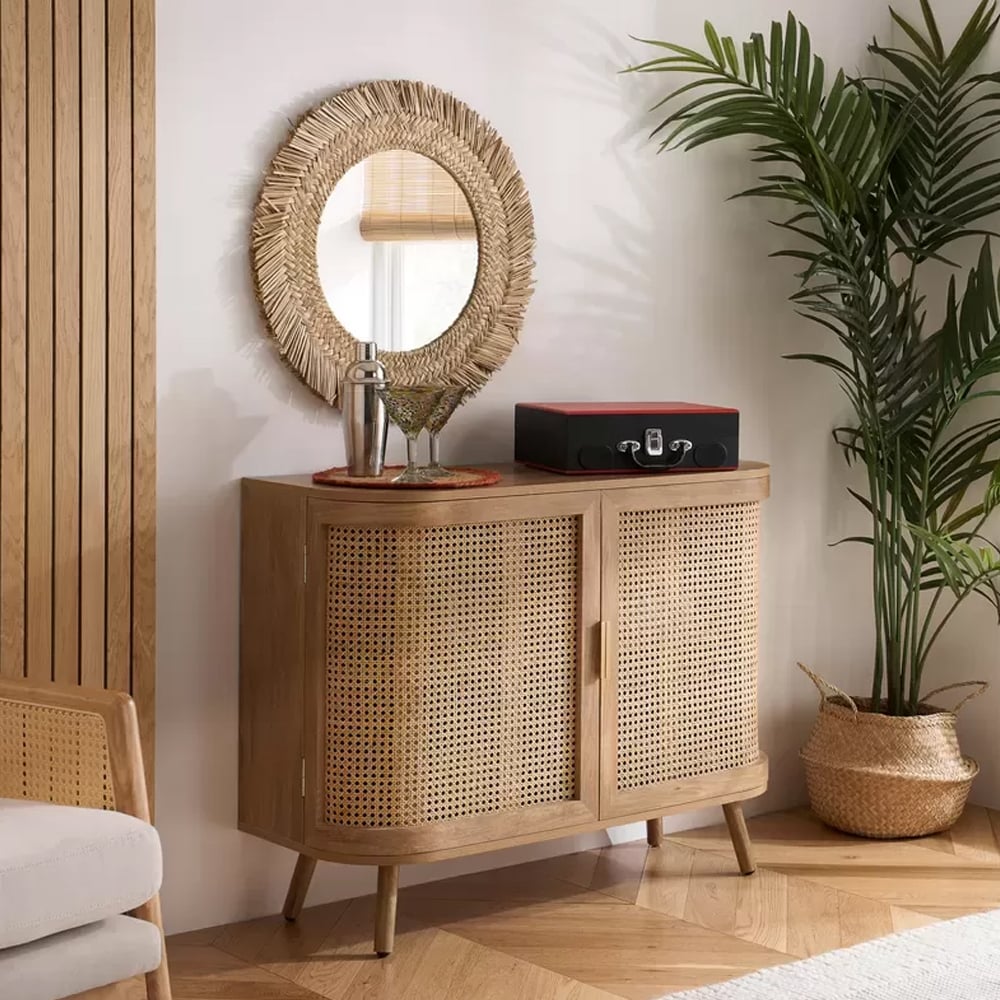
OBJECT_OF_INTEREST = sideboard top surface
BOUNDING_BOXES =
[244,461,769,504]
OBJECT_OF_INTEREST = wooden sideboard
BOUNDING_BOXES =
[239,462,770,954]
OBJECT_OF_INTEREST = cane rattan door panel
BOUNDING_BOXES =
[304,494,601,857]
[601,492,762,817]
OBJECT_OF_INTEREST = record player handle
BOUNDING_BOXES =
[616,438,692,470]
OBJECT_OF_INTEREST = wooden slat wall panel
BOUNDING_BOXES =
[0,0,156,789]
[106,0,131,695]
[26,0,53,682]
[53,0,80,685]
[79,0,106,689]
[1,0,28,680]
[131,0,155,742]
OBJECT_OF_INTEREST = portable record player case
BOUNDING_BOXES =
[514,401,739,474]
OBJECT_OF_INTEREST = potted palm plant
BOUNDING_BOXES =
[629,0,1000,837]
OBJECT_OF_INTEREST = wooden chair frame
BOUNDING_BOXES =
[0,679,171,1000]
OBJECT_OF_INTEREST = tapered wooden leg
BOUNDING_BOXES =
[283,853,318,921]
[134,894,172,1000]
[375,865,399,957]
[723,801,756,875]
[646,817,663,847]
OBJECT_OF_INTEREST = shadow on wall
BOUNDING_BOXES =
[440,6,656,461]
[494,0,806,405]
[503,0,640,115]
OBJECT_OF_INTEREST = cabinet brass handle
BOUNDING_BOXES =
[599,620,608,680]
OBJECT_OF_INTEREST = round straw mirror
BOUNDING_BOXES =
[251,80,535,405]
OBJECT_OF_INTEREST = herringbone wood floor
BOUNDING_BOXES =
[158,806,1000,999]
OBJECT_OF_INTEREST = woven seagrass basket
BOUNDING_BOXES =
[798,665,986,839]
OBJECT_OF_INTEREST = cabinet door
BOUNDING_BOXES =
[600,482,766,820]
[304,492,601,860]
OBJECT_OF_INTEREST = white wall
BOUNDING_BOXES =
[156,0,956,935]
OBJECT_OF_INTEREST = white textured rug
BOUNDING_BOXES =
[661,910,1000,999]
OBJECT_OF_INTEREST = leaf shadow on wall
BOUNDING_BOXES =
[499,0,640,112]
[491,1,796,402]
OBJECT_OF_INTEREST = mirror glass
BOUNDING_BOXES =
[316,150,479,352]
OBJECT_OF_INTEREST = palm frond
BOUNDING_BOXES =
[629,15,902,214]
[869,1,1000,259]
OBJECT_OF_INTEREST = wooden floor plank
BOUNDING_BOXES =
[403,928,621,1000]
[165,807,999,1000]
[733,866,787,954]
[402,862,622,907]
[215,900,353,983]
[290,896,445,1000]
[947,806,1000,865]
[401,897,786,1000]
[765,866,1000,917]
[635,841,695,920]
[168,942,323,999]
[890,904,938,933]
[682,850,740,938]
[989,809,1000,857]
[520,844,650,906]
[785,878,840,958]
[669,805,1000,871]
[523,849,602,893]
[584,843,649,904]
[835,889,894,950]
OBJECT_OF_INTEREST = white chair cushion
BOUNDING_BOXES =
[0,798,162,949]
[0,915,161,1000]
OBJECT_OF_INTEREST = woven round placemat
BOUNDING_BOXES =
[312,466,501,490]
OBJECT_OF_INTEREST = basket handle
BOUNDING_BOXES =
[797,663,859,718]
[920,681,990,714]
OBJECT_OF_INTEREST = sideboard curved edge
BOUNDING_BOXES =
[238,755,768,866]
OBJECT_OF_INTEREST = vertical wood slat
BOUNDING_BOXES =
[0,0,27,680]
[79,0,106,689]
[132,0,155,778]
[105,0,131,694]
[26,0,54,681]
[53,0,81,684]
[1,0,154,792]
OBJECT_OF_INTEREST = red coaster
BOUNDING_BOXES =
[312,465,502,489]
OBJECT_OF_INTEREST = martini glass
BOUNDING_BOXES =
[423,387,468,479]
[376,385,445,485]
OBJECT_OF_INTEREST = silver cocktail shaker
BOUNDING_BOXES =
[341,342,388,476]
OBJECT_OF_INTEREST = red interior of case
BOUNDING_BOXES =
[517,401,738,415]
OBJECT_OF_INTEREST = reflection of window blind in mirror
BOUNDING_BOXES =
[360,151,477,241]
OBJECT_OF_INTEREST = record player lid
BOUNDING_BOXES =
[516,401,738,415]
